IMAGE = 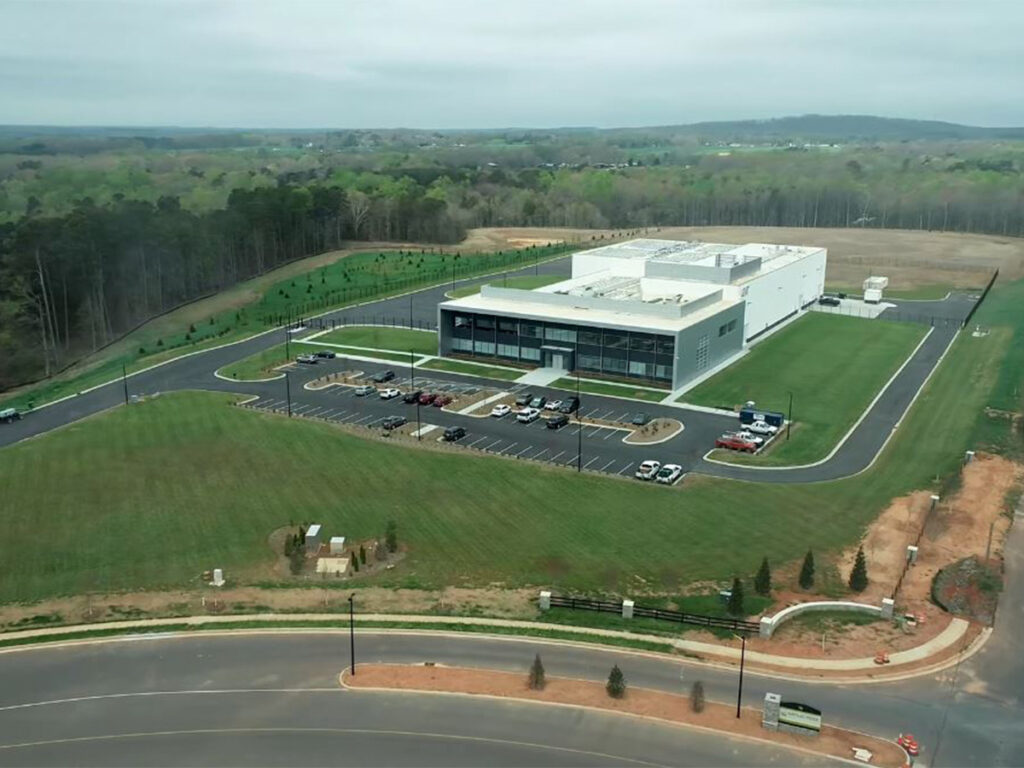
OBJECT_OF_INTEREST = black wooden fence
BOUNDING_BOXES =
[547,594,759,634]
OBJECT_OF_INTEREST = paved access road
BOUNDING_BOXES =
[0,252,977,486]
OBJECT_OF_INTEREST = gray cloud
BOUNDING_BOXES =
[0,0,1021,128]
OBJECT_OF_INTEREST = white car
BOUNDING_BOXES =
[747,420,779,436]
[655,464,683,485]
[635,460,661,480]
[737,430,765,446]
[544,399,563,411]
[490,404,512,418]
[379,387,401,400]
[516,407,541,424]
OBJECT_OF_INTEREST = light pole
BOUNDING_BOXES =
[121,363,129,405]
[347,593,356,676]
[285,324,291,362]
[408,293,414,329]
[411,348,421,440]
[285,371,292,417]
[576,370,582,472]
[786,391,793,441]
[735,634,747,718]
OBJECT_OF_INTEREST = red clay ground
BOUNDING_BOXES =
[343,664,908,767]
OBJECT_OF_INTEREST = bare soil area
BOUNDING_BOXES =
[343,664,907,767]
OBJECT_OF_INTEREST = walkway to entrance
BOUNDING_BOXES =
[514,367,566,386]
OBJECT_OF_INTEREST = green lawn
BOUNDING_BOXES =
[0,278,1018,605]
[314,327,438,356]
[553,378,667,403]
[420,358,524,381]
[683,313,927,465]
[219,341,425,379]
[447,274,567,299]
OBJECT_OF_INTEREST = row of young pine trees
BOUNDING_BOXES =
[726,546,869,616]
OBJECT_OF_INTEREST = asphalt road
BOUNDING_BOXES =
[0,258,978,487]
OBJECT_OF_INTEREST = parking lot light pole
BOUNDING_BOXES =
[411,349,421,441]
[285,324,291,362]
[348,593,356,676]
[409,294,414,329]
[786,391,793,441]
[285,371,292,417]
[576,371,582,472]
[121,363,129,405]
[735,633,747,718]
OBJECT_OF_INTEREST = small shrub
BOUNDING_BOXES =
[849,546,868,592]
[351,552,359,573]
[528,654,546,690]
[690,681,705,713]
[156,338,163,347]
[754,557,772,596]
[799,549,815,589]
[606,665,626,699]
[359,545,367,565]
[385,520,398,553]
[189,323,196,333]
[727,577,745,616]
[138,346,146,355]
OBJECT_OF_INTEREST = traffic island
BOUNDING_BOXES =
[340,663,908,767]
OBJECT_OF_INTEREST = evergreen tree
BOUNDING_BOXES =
[799,550,815,589]
[754,557,772,596]
[528,654,546,690]
[351,552,359,573]
[690,681,705,713]
[727,577,745,616]
[385,520,398,553]
[606,665,626,699]
[849,546,869,592]
[359,545,367,565]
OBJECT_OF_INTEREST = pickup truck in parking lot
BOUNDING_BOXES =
[716,432,759,452]
[746,420,779,435]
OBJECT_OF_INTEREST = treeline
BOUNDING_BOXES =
[0,184,463,388]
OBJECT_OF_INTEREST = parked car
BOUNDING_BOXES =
[403,390,423,404]
[529,396,547,409]
[432,394,453,408]
[655,464,683,485]
[517,407,540,424]
[634,460,661,480]
[546,413,570,429]
[0,407,22,424]
[632,412,651,426]
[559,397,580,414]
[443,426,466,442]
[716,432,759,452]
[379,387,401,400]
[736,429,765,446]
[818,295,841,307]
[544,399,563,411]
[313,350,336,359]
[354,384,376,396]
[747,420,779,436]
[514,392,533,407]
[381,415,407,430]
[490,404,512,418]
[418,392,437,405]
[296,354,318,364]
[372,370,396,383]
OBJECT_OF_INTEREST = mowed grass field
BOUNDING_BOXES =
[314,326,438,356]
[684,313,927,465]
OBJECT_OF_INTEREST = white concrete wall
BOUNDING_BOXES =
[759,599,882,638]
[741,248,826,340]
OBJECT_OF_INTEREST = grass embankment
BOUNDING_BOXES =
[447,274,566,299]
[420,359,524,381]
[552,378,667,403]
[685,313,927,465]
[216,341,420,380]
[0,279,1018,604]
[1,243,575,412]
[313,326,438,356]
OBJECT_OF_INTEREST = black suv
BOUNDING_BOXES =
[381,415,407,430]
[372,370,396,383]
[313,350,336,359]
[443,426,466,442]
[559,397,580,414]
[546,413,570,430]
[514,392,533,407]
[818,295,841,307]
[403,389,423,404]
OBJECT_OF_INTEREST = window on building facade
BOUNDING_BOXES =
[496,343,518,358]
[656,337,674,356]
[520,323,542,338]
[629,360,652,377]
[603,331,628,349]
[544,326,577,343]
[630,334,655,353]
[578,330,602,346]
[520,346,541,361]
[451,337,473,352]
[655,364,672,380]
[498,319,518,334]
[578,353,601,371]
[454,315,472,328]
[603,356,627,373]
[476,316,495,331]
[474,340,496,355]
[695,334,710,371]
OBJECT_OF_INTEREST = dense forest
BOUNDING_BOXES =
[1,116,1023,390]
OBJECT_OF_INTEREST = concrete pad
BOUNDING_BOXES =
[514,367,566,386]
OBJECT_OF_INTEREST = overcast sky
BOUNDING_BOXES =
[1,0,1021,129]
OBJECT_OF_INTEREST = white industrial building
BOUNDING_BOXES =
[437,239,827,390]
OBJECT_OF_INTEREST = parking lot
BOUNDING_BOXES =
[241,357,729,481]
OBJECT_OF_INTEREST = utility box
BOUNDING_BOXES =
[329,536,346,555]
[739,407,785,429]
[305,524,322,554]
[863,276,888,304]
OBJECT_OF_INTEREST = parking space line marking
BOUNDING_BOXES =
[583,408,599,418]
[617,412,630,421]
[517,445,534,457]
[291,404,313,413]
[565,454,579,466]
[583,456,600,469]
[467,436,486,448]
[618,462,635,476]
[531,448,548,460]
[305,406,325,416]
[354,415,374,425]
[501,442,518,454]
[549,451,565,463]
[483,439,503,451]
[602,429,617,440]
[599,459,616,472]
[597,410,615,420]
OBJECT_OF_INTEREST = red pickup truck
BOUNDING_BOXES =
[715,432,759,453]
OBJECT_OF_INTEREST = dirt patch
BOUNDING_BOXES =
[932,556,1001,624]
[623,418,683,444]
[344,664,907,767]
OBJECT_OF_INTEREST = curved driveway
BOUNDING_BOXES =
[0,257,977,486]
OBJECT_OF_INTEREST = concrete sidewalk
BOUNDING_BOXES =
[0,611,976,677]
